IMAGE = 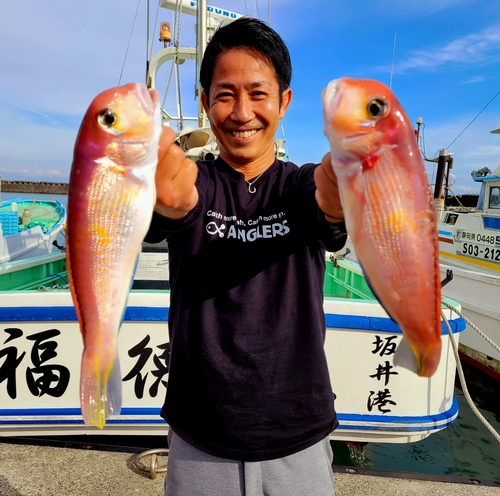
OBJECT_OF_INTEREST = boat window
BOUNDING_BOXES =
[489,187,500,209]
[476,184,485,211]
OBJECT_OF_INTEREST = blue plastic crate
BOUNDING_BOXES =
[0,212,19,236]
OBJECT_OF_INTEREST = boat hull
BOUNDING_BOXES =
[439,263,500,378]
[343,235,500,380]
[0,258,465,443]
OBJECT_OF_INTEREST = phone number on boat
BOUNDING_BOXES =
[461,242,500,261]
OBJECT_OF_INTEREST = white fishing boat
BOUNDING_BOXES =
[0,0,467,445]
[437,163,500,275]
[434,153,500,379]
[0,252,464,443]
[0,197,66,265]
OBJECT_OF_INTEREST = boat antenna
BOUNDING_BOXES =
[118,0,142,86]
[446,89,500,149]
[389,33,396,90]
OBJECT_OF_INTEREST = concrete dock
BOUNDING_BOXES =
[0,440,498,496]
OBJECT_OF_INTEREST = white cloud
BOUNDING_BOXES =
[463,76,486,84]
[374,0,471,16]
[394,26,500,73]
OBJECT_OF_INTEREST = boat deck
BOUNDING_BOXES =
[0,439,498,495]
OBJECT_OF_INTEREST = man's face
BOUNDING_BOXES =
[202,48,291,170]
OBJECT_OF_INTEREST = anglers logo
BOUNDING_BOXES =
[205,209,290,242]
[206,221,226,238]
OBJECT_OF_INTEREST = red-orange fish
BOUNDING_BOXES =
[322,77,441,377]
[67,83,162,427]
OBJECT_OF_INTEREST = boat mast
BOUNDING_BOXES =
[146,0,151,84]
[151,1,242,129]
[196,0,207,128]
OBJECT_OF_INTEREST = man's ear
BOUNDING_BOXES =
[279,88,292,119]
[201,91,209,113]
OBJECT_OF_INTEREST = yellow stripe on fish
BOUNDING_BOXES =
[323,77,442,378]
[67,83,163,428]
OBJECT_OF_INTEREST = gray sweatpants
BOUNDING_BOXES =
[164,431,335,496]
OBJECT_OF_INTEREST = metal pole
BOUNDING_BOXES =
[197,0,207,128]
[415,117,423,146]
[146,0,150,84]
[433,149,448,200]
[444,156,454,206]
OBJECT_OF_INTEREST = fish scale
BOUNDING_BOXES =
[323,77,442,377]
[67,83,162,428]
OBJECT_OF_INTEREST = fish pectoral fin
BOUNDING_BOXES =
[393,337,419,375]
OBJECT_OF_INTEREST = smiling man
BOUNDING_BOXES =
[145,16,346,496]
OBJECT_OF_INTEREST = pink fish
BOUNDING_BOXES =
[322,77,442,377]
[67,83,162,427]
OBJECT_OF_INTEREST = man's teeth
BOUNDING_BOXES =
[231,130,257,138]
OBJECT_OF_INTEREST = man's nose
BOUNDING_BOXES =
[231,95,253,122]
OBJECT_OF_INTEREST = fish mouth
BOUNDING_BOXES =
[135,84,160,116]
[149,88,160,108]
[322,79,341,116]
[323,78,374,141]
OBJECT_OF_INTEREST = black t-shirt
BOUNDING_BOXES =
[145,158,346,461]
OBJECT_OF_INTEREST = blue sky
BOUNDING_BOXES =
[0,0,499,194]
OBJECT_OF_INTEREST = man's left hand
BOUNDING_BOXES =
[314,152,344,223]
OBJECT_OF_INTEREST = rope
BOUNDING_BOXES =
[446,89,500,149]
[118,0,142,86]
[441,308,500,444]
[442,299,500,354]
[37,284,69,292]
[148,0,163,62]
[254,0,261,19]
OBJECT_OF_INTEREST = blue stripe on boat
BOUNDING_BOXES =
[484,216,500,230]
[0,399,458,431]
[0,307,465,334]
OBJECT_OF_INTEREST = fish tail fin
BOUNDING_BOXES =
[393,337,442,378]
[80,351,122,429]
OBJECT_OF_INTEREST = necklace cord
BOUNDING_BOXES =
[245,169,267,193]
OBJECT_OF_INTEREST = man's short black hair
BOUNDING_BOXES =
[200,17,292,105]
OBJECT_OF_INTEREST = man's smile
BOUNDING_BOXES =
[228,129,260,138]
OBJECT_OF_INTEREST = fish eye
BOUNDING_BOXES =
[97,108,117,127]
[367,99,387,118]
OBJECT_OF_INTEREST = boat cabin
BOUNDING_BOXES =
[441,165,500,231]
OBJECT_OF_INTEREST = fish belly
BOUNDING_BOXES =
[68,164,155,427]
[340,156,441,377]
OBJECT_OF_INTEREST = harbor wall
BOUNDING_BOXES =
[0,180,68,194]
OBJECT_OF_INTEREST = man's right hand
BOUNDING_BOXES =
[154,126,199,219]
